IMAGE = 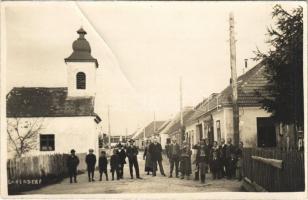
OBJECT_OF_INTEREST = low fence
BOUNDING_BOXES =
[7,153,88,194]
[7,154,69,185]
[243,148,304,192]
[7,153,88,183]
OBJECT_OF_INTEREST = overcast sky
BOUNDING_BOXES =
[4,1,303,136]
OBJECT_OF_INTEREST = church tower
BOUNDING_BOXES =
[64,28,99,98]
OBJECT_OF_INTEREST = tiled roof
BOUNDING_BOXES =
[159,107,195,136]
[7,87,95,118]
[157,120,172,132]
[219,61,268,107]
[135,121,166,139]
[190,61,270,124]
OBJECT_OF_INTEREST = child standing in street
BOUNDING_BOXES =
[110,149,120,180]
[99,151,108,181]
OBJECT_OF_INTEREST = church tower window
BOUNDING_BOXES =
[76,72,86,89]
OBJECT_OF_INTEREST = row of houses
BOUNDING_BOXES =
[132,61,302,151]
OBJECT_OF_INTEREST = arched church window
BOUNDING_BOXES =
[76,72,86,89]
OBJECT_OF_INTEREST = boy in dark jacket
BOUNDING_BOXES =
[99,151,108,181]
[85,149,96,182]
[67,149,80,183]
[110,149,120,180]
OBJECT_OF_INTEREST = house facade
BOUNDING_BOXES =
[186,62,277,148]
[7,28,101,158]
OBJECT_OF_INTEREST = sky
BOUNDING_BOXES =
[3,1,303,136]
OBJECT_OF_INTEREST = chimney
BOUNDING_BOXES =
[245,59,248,68]
[243,59,248,74]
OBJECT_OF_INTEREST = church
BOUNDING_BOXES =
[6,28,102,158]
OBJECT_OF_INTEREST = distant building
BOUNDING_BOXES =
[132,121,165,149]
[158,107,195,149]
[6,28,101,158]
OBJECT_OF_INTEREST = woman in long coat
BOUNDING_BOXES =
[143,140,154,175]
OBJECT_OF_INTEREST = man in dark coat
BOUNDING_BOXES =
[167,138,180,178]
[126,139,142,179]
[219,138,227,178]
[67,149,79,183]
[117,144,126,179]
[98,150,108,181]
[225,138,236,179]
[149,137,166,177]
[85,149,96,182]
[179,141,192,180]
[194,139,211,183]
[210,141,220,179]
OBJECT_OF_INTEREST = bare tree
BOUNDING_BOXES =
[7,118,44,158]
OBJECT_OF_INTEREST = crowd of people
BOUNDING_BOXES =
[189,138,244,184]
[66,137,243,184]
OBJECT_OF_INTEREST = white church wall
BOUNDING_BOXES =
[7,116,99,158]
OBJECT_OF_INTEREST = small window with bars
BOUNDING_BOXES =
[40,134,55,151]
[76,72,86,89]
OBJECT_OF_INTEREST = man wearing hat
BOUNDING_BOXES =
[194,139,211,183]
[85,148,97,182]
[167,138,180,178]
[149,137,166,177]
[179,141,192,180]
[126,139,142,179]
[67,149,80,183]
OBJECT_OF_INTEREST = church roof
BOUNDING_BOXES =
[7,87,95,118]
[64,28,99,68]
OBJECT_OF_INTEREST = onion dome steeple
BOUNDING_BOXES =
[65,27,98,68]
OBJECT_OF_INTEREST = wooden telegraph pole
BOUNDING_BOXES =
[180,77,184,144]
[108,105,111,148]
[125,128,128,142]
[229,13,240,147]
[154,112,156,134]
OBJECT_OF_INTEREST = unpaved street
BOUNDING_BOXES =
[23,153,242,194]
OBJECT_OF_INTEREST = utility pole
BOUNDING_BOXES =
[229,13,239,147]
[143,126,146,148]
[108,105,111,148]
[125,128,128,142]
[154,112,156,134]
[179,77,184,144]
